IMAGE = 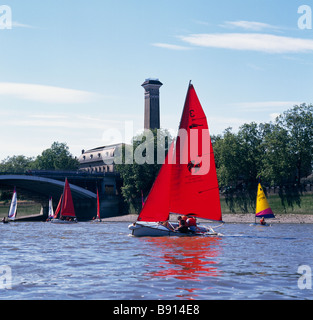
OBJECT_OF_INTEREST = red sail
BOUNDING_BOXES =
[137,83,222,222]
[137,143,174,222]
[54,194,63,219]
[170,84,222,221]
[60,178,76,218]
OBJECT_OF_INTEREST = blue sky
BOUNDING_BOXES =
[1,0,313,160]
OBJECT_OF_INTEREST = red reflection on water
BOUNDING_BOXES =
[143,236,222,281]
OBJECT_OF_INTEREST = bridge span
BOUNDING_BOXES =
[0,172,125,221]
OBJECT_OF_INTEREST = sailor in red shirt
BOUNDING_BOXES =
[186,215,197,233]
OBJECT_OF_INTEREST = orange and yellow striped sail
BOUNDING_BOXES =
[255,183,275,218]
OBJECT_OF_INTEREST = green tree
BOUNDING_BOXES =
[214,123,265,186]
[32,142,79,170]
[237,122,265,185]
[0,155,35,173]
[276,104,313,185]
[115,129,172,213]
[214,128,243,187]
[260,124,293,185]
[261,104,313,186]
[260,104,313,210]
[214,124,263,212]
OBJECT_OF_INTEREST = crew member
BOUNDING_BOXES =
[187,216,197,233]
[176,216,188,233]
[260,217,266,225]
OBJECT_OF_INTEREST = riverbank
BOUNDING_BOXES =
[2,202,313,224]
[102,213,313,224]
[0,201,41,218]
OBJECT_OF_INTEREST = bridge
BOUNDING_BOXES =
[0,171,125,221]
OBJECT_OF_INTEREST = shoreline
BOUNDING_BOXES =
[102,213,313,224]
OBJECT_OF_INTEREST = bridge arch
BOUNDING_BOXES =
[0,175,96,220]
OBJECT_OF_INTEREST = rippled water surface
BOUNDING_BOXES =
[0,221,312,300]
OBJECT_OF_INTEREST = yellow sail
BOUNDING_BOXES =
[255,183,275,218]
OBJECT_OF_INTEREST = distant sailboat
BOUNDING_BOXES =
[255,183,275,225]
[129,82,223,237]
[7,187,17,221]
[92,187,101,222]
[51,179,77,223]
[48,196,54,220]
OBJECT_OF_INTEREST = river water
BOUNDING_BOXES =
[0,221,312,300]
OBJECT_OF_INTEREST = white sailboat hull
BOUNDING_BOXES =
[128,221,221,237]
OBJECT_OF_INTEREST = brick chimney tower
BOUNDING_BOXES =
[142,78,163,130]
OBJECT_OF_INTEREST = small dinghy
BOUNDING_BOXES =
[3,187,18,223]
[92,187,102,222]
[129,221,219,237]
[51,178,77,223]
[253,182,275,226]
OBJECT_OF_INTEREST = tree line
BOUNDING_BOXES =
[212,103,313,212]
[0,142,79,173]
[0,142,79,200]
[116,104,313,213]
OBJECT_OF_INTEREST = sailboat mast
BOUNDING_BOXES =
[60,178,66,218]
[97,187,100,220]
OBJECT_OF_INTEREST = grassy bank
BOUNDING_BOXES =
[0,201,42,218]
[221,193,313,215]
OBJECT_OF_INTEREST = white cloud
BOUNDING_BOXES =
[30,114,68,120]
[192,20,210,26]
[0,111,143,139]
[7,115,113,130]
[152,43,191,50]
[221,21,280,31]
[0,82,100,104]
[12,21,34,28]
[179,33,313,53]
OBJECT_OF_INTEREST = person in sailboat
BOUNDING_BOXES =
[260,217,266,225]
[186,215,197,233]
[176,216,189,233]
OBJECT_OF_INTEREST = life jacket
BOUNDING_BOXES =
[187,217,197,227]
